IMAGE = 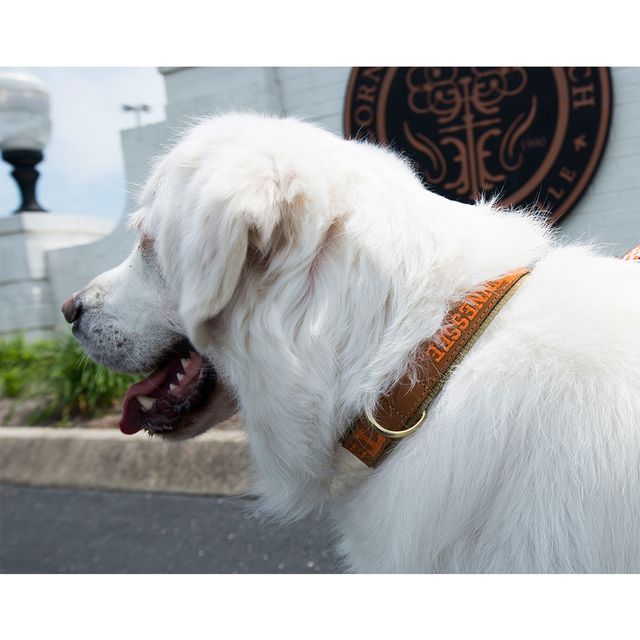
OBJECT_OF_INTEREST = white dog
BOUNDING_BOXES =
[63,113,640,573]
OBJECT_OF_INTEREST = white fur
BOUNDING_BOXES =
[74,113,640,572]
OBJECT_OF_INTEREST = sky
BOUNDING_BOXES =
[0,67,166,223]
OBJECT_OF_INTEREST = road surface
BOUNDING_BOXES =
[0,484,342,573]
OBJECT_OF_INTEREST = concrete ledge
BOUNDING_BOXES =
[0,427,253,496]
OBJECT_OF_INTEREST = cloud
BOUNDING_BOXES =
[0,67,166,221]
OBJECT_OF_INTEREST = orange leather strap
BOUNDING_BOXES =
[622,244,640,261]
[342,268,530,467]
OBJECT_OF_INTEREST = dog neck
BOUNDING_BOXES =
[225,200,553,519]
[341,268,531,467]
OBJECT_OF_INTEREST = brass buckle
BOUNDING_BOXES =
[364,408,427,439]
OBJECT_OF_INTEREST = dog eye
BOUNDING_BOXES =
[139,235,157,263]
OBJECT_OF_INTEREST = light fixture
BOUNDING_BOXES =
[122,103,151,128]
[0,71,51,213]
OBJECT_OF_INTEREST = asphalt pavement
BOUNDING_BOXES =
[0,484,343,573]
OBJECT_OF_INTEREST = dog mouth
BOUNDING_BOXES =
[120,341,218,436]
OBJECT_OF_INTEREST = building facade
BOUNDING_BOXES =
[8,67,640,338]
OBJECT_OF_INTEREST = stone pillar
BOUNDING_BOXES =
[0,214,112,341]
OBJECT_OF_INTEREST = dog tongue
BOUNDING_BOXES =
[119,367,170,435]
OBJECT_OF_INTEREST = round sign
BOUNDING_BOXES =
[344,67,612,224]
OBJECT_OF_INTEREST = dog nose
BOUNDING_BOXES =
[61,295,82,324]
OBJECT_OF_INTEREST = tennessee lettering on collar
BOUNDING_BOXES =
[342,268,530,467]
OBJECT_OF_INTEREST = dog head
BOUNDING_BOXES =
[64,114,368,446]
[63,112,460,513]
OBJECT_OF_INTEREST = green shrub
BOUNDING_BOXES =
[0,333,138,424]
[0,334,44,398]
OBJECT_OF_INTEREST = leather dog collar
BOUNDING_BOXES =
[342,268,530,467]
[622,244,640,261]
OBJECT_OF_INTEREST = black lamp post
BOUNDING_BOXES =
[0,72,51,214]
[2,149,47,212]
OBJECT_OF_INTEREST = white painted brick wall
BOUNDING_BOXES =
[163,67,350,134]
[559,67,640,254]
[164,68,283,124]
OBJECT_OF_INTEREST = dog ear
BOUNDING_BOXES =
[174,157,304,352]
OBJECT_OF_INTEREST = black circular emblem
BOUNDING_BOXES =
[344,68,612,224]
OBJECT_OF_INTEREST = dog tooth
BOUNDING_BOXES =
[180,358,190,370]
[137,396,155,411]
[177,373,185,382]
[169,383,179,393]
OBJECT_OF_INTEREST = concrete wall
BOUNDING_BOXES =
[0,214,112,340]
[47,120,169,318]
[162,67,349,135]
[8,66,639,339]
[559,67,640,254]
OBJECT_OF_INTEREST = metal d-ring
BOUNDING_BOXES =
[364,408,427,439]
